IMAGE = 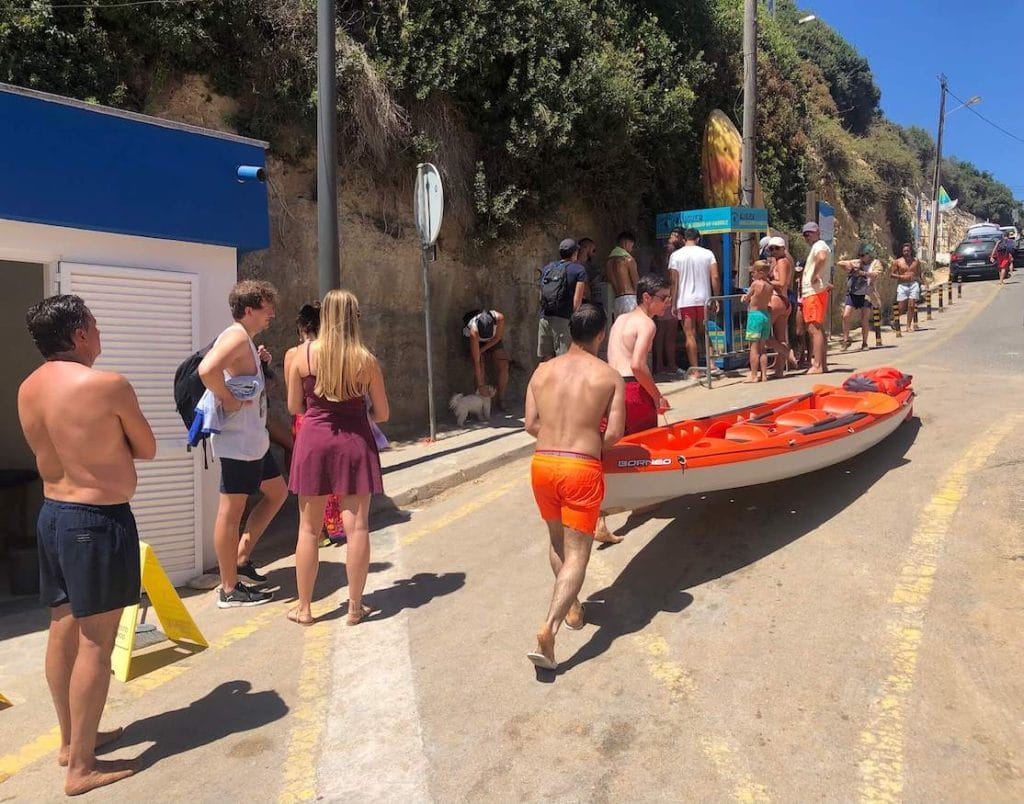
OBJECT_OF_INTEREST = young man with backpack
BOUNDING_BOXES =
[197,280,288,608]
[538,238,589,361]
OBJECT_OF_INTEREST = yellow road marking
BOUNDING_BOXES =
[0,602,288,784]
[698,735,772,802]
[592,524,771,800]
[278,612,333,803]
[857,415,1020,803]
[634,634,696,699]
[0,728,61,784]
[400,478,521,546]
[275,476,524,800]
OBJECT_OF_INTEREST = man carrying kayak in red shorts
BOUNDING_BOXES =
[592,274,674,543]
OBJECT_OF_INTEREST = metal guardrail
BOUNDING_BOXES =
[701,292,750,389]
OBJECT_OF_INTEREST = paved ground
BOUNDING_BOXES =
[2,276,1023,802]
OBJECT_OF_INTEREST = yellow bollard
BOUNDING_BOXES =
[891,302,902,337]
[925,286,933,320]
[872,305,882,347]
[947,281,953,305]
[938,284,944,312]
[957,274,963,297]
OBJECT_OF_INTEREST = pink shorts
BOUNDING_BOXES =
[678,305,705,322]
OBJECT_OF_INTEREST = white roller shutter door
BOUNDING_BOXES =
[59,262,201,584]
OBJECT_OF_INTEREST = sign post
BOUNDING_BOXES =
[414,163,443,441]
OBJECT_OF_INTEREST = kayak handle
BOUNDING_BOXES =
[748,392,815,423]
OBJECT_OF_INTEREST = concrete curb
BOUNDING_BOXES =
[370,377,703,515]
[371,436,536,515]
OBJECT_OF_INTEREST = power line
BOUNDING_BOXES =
[946,85,1024,146]
[32,0,206,9]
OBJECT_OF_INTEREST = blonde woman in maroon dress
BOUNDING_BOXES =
[286,290,389,625]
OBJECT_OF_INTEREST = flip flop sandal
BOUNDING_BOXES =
[286,609,315,626]
[526,652,558,671]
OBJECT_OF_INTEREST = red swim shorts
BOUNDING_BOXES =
[624,378,658,435]
[802,289,829,325]
[531,451,605,535]
[678,305,705,322]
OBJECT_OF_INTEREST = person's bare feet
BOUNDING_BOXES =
[536,627,556,665]
[565,600,585,630]
[64,759,136,796]
[743,375,761,383]
[807,367,826,375]
[594,520,623,544]
[59,728,124,767]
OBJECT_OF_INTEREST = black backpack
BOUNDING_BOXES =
[540,260,571,317]
[173,342,213,431]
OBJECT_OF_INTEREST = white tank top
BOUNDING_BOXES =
[210,324,269,461]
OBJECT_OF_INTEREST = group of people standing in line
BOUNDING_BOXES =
[17,281,391,794]
[196,281,389,628]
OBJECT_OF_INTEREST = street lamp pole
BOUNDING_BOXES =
[927,75,947,266]
[317,0,341,295]
[739,0,757,284]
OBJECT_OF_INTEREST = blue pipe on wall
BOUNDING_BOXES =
[237,165,266,183]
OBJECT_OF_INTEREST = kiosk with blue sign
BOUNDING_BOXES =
[656,206,769,368]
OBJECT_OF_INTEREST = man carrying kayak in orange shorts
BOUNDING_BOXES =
[525,304,625,671]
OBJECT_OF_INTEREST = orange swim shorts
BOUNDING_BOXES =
[802,289,829,325]
[530,451,605,536]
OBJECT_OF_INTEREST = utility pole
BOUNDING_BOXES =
[928,74,948,266]
[738,0,757,284]
[317,0,340,295]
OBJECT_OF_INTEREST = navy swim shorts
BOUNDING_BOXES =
[37,499,141,618]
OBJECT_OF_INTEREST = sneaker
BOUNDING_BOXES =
[236,560,267,584]
[218,582,273,608]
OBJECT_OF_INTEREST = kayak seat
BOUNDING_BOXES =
[775,410,832,428]
[820,394,868,415]
[724,424,773,443]
[703,421,732,439]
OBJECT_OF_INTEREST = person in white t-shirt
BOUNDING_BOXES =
[800,221,833,374]
[668,227,721,379]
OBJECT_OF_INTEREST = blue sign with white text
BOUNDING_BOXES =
[656,206,769,238]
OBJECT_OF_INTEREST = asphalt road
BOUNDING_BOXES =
[1,277,1022,802]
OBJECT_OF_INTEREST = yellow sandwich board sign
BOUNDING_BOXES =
[111,541,207,682]
[0,692,12,710]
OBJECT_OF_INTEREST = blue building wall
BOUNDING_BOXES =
[0,86,269,252]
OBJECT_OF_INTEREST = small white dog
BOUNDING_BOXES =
[449,385,495,426]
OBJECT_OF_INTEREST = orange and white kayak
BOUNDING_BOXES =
[601,383,914,513]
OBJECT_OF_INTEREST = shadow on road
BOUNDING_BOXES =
[552,417,921,676]
[314,571,466,625]
[116,679,288,771]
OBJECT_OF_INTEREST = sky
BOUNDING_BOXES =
[800,0,1024,202]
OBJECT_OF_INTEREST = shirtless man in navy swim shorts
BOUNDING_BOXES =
[18,295,156,796]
